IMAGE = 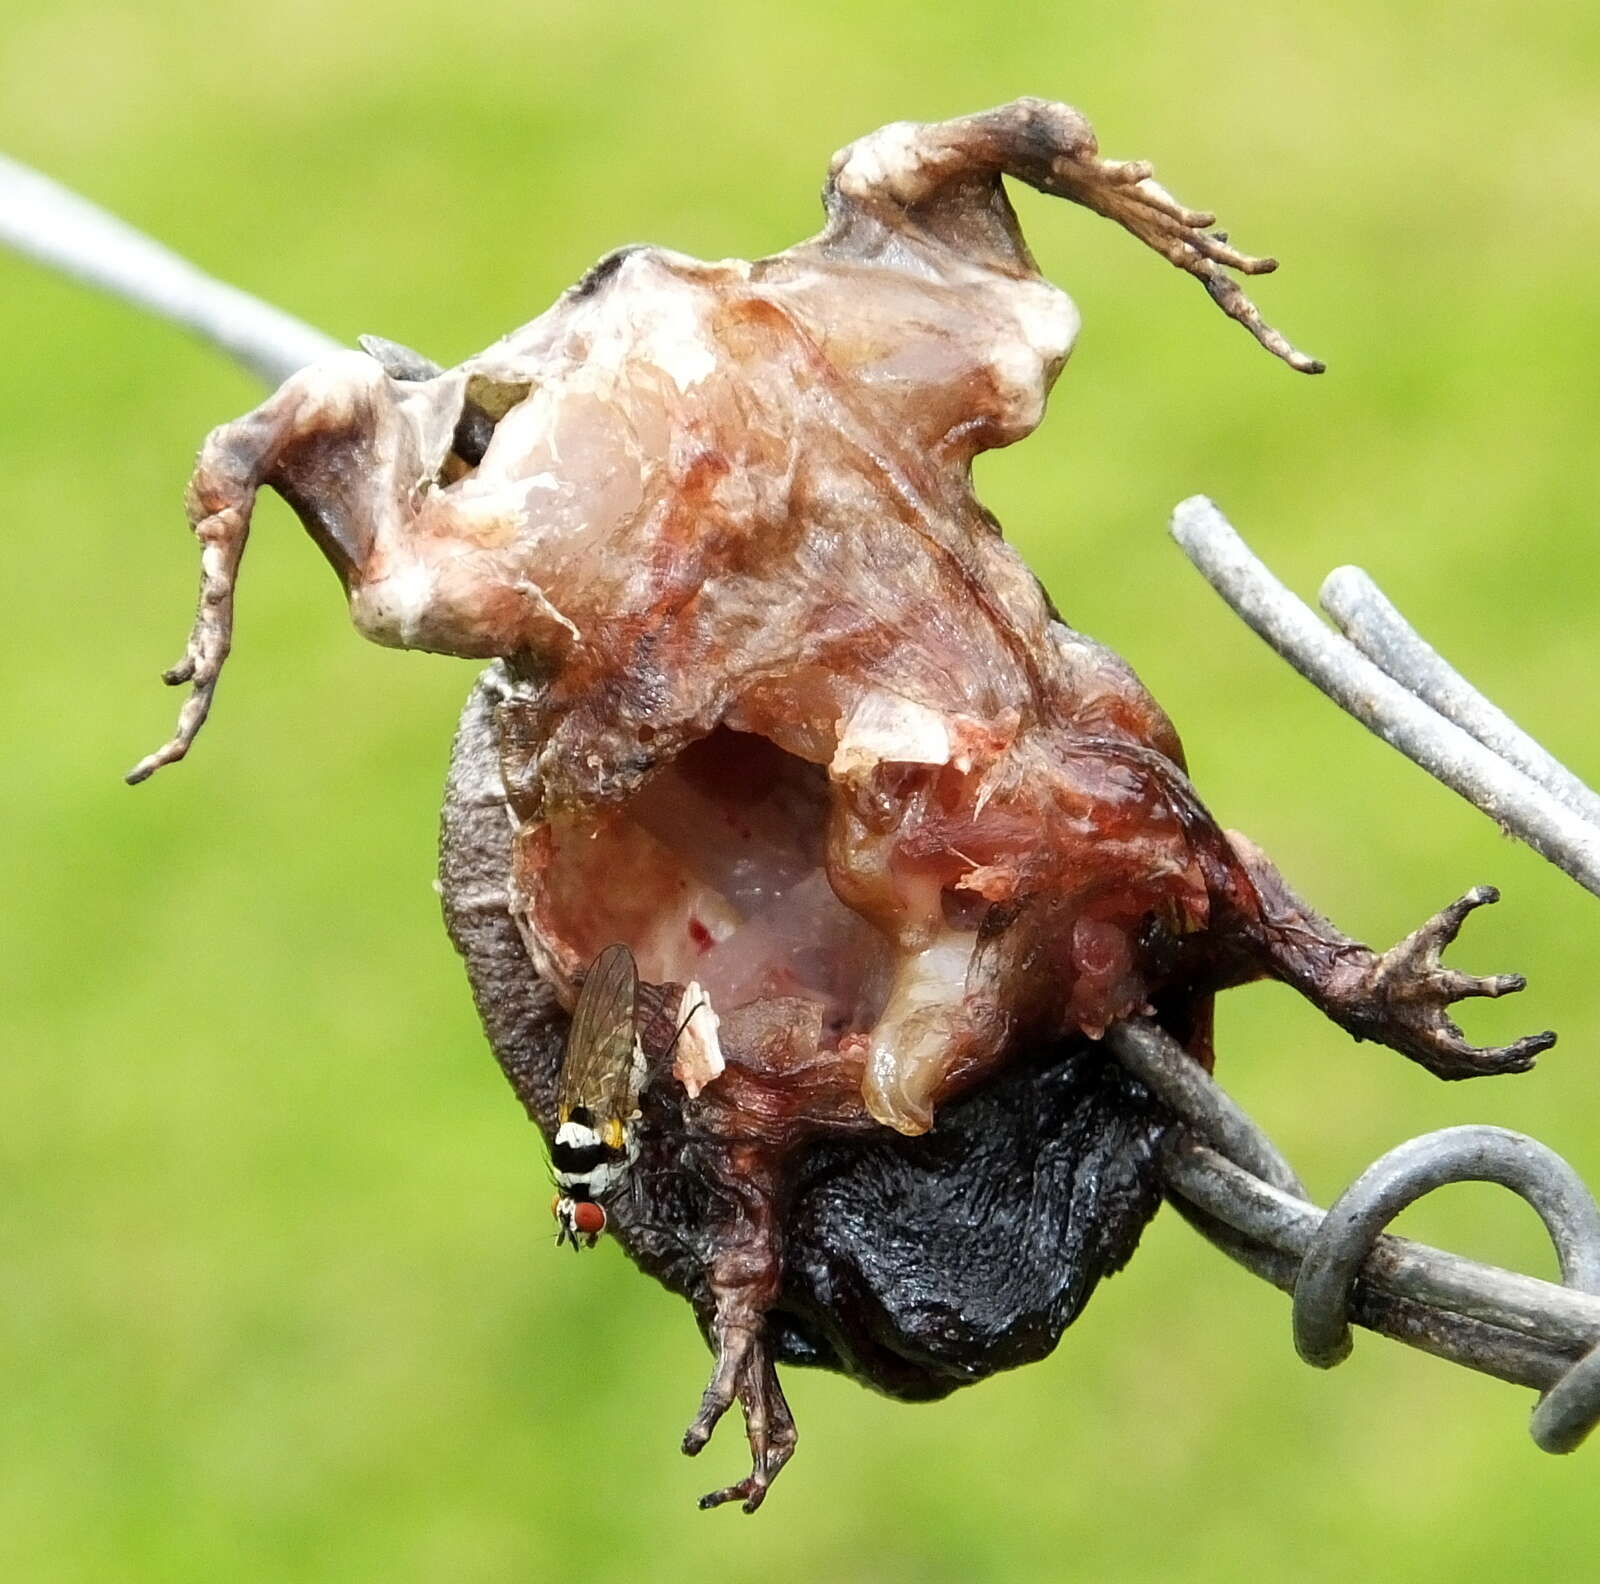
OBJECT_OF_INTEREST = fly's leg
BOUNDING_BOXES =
[1224,831,1556,1080]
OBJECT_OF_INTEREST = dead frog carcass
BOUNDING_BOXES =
[132,99,1553,1511]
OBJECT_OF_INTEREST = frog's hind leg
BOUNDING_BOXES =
[127,350,455,783]
[678,1143,802,1512]
[822,97,1322,373]
[690,1332,796,1514]
[1222,830,1556,1080]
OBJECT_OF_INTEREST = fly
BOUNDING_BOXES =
[551,944,710,1249]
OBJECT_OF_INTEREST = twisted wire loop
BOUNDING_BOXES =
[1292,1129,1600,1373]
[1137,497,1600,1456]
[1109,1022,1600,1454]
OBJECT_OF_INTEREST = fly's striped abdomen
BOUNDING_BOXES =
[552,951,645,1252]
[552,1107,635,1203]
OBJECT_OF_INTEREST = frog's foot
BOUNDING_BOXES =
[1029,125,1324,373]
[684,1329,796,1514]
[126,349,426,784]
[125,499,251,784]
[1330,886,1556,1080]
[831,98,1323,374]
[678,1155,792,1512]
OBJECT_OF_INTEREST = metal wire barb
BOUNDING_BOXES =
[6,160,1599,1454]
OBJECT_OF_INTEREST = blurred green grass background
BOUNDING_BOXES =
[3,2,1598,1579]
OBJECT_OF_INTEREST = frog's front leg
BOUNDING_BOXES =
[1223,831,1557,1079]
[131,351,566,783]
[128,349,456,782]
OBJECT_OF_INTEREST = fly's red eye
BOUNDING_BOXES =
[573,1201,607,1237]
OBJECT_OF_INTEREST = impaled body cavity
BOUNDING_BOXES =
[133,99,1553,1511]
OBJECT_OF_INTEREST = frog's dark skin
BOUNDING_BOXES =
[441,671,1176,1494]
[439,666,1545,1511]
[135,99,1554,1510]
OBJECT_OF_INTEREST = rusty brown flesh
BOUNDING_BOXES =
[132,99,1551,1508]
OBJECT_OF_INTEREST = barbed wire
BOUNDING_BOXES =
[8,154,1597,1453]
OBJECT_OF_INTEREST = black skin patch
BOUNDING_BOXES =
[354,333,495,467]
[568,245,647,301]
[771,1041,1169,1397]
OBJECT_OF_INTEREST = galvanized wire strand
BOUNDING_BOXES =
[0,153,340,386]
[1319,566,1600,828]
[1150,499,1600,1453]
[1170,496,1600,899]
[1112,1020,1600,1453]
[1164,1160,1589,1392]
[1107,1021,1303,1197]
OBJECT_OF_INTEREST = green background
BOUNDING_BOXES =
[4,3,1597,1579]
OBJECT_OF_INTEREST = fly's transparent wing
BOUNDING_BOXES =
[557,943,642,1126]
